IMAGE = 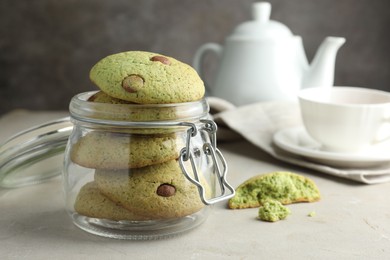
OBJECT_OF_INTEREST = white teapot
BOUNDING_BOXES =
[193,2,346,106]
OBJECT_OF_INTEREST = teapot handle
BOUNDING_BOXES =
[192,43,223,92]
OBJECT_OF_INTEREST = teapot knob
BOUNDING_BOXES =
[252,2,271,23]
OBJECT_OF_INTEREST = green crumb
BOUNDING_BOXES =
[308,211,316,217]
[258,199,291,222]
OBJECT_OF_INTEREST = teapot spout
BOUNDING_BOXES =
[302,37,346,89]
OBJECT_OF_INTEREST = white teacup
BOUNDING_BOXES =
[298,87,390,153]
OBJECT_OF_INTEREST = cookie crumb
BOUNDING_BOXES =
[308,211,316,217]
[258,198,291,222]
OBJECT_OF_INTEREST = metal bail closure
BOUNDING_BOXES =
[179,120,235,205]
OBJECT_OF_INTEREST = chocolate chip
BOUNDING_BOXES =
[150,56,171,65]
[122,75,144,93]
[156,184,176,197]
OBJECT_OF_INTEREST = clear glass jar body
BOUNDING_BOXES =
[63,92,223,240]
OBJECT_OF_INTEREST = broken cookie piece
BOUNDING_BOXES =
[258,198,291,222]
[228,171,320,209]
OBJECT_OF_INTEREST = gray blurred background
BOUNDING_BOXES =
[1,0,389,115]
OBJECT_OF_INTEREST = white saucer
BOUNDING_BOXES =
[273,126,390,168]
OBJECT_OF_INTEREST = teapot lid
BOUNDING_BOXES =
[229,2,293,40]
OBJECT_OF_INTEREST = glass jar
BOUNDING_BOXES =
[63,91,234,240]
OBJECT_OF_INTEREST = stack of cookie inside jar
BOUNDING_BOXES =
[63,51,232,240]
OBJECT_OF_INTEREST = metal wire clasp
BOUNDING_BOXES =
[179,119,235,205]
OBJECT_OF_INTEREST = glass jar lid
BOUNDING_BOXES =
[0,117,73,188]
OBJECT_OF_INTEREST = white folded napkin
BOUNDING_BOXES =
[207,97,390,184]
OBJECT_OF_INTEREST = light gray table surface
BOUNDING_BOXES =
[1,110,390,259]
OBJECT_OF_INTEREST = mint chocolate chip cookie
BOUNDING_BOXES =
[94,160,206,219]
[70,131,184,169]
[74,182,146,221]
[89,51,205,104]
